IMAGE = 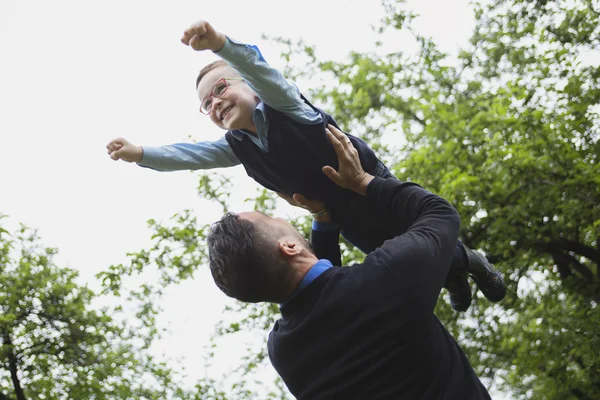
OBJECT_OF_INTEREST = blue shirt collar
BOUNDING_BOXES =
[229,102,267,140]
[280,259,333,307]
[229,102,269,152]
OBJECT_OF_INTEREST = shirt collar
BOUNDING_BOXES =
[229,102,267,141]
[280,259,333,307]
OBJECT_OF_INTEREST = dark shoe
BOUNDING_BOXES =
[444,269,472,312]
[464,248,506,303]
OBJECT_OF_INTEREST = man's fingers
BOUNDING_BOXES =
[326,130,354,170]
[327,124,350,147]
[276,192,294,204]
[322,165,341,185]
[292,193,310,207]
[326,127,351,154]
[292,193,326,213]
[325,129,344,154]
[292,193,304,202]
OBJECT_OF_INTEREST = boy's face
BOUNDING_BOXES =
[197,65,260,132]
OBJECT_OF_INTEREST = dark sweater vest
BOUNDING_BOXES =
[224,102,381,217]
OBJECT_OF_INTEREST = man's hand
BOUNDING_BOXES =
[322,124,374,195]
[277,192,325,213]
[181,20,226,52]
[276,193,330,222]
[106,138,143,163]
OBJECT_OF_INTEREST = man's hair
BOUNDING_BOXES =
[207,212,293,303]
[196,60,229,89]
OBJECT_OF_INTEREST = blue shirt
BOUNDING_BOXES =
[280,259,333,307]
[139,37,322,171]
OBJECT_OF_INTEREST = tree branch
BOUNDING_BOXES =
[2,334,26,400]
[552,253,573,280]
[544,248,594,281]
[549,239,600,264]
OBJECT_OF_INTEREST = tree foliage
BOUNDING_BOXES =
[0,216,232,399]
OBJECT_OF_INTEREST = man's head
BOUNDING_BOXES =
[196,60,259,132]
[207,211,315,303]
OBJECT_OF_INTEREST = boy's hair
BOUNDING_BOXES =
[207,212,292,303]
[196,60,229,89]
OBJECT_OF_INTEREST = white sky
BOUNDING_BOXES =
[1,0,510,397]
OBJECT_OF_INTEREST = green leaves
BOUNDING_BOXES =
[0,218,210,399]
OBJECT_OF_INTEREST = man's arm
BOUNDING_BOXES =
[364,178,460,313]
[322,125,460,314]
[107,136,240,171]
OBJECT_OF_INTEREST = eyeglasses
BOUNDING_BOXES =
[199,77,244,115]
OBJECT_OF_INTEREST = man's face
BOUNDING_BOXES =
[197,65,260,132]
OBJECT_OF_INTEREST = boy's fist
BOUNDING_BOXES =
[181,20,226,52]
[106,138,143,163]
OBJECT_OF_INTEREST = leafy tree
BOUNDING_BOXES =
[0,216,231,399]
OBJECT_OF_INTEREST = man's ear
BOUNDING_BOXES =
[278,238,302,258]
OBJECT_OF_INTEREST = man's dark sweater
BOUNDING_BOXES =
[268,177,491,399]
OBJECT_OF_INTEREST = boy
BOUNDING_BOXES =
[107,20,505,311]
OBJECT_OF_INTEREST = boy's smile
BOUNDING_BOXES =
[219,104,234,121]
[197,65,260,133]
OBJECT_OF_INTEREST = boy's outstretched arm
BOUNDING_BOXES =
[181,20,320,124]
[106,136,240,171]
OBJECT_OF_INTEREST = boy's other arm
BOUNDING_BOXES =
[107,136,240,171]
[181,20,320,124]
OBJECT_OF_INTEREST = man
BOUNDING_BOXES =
[207,124,491,399]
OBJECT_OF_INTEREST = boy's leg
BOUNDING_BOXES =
[453,242,507,303]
